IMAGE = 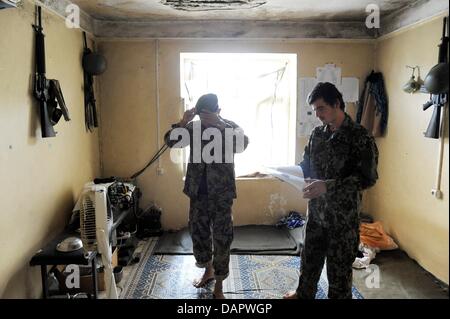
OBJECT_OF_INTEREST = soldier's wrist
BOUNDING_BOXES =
[178,120,188,127]
[171,121,186,129]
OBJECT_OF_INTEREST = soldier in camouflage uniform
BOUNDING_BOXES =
[164,93,249,299]
[284,82,379,299]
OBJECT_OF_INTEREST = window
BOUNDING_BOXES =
[180,53,297,176]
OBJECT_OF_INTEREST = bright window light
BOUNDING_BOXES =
[180,53,297,176]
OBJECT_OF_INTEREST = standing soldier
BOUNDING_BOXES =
[284,82,379,299]
[165,93,249,299]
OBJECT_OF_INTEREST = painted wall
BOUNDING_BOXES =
[0,2,100,297]
[97,39,375,230]
[371,16,449,284]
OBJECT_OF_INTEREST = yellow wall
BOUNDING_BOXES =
[97,39,375,230]
[371,16,449,284]
[0,2,100,297]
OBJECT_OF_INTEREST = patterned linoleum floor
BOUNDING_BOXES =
[119,238,363,299]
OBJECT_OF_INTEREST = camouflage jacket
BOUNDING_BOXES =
[164,118,249,199]
[300,114,379,226]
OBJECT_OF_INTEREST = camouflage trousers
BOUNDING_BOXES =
[189,196,234,279]
[296,210,359,299]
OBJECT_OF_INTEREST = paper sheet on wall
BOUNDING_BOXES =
[338,78,359,103]
[263,165,306,192]
[316,64,342,86]
[314,64,359,102]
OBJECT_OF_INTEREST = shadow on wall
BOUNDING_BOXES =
[1,188,75,298]
[1,262,41,298]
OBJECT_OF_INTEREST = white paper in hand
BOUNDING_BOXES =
[263,165,306,192]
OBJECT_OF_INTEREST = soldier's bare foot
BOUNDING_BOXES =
[283,291,298,299]
[193,266,214,288]
[212,291,225,299]
[213,280,225,299]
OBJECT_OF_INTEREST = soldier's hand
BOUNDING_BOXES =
[179,108,196,127]
[302,180,327,199]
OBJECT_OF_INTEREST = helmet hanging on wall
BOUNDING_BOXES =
[82,52,107,76]
[424,16,449,95]
[424,62,449,94]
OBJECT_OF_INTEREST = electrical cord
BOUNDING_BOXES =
[129,143,169,180]
[181,288,282,298]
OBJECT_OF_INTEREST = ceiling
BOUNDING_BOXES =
[34,0,447,38]
[70,0,418,22]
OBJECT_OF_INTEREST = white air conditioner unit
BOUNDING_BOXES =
[77,182,118,299]
[0,0,21,9]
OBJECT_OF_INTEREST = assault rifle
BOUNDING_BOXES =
[32,5,70,138]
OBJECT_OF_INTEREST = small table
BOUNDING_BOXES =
[30,231,98,299]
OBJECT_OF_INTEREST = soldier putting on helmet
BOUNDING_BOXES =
[284,82,379,299]
[164,93,249,299]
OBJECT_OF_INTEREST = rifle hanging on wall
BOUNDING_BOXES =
[32,5,70,138]
[82,32,107,132]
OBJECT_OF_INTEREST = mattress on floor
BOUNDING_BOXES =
[153,224,304,255]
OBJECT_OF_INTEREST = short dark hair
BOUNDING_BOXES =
[195,93,219,113]
[307,82,345,110]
